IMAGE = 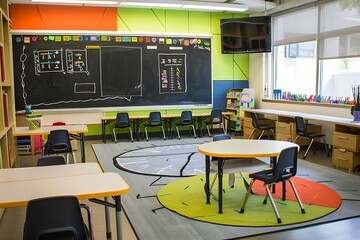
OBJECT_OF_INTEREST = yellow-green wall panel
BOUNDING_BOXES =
[212,35,234,80]
[189,11,211,34]
[233,54,249,80]
[165,10,189,32]
[117,8,166,32]
[210,12,233,34]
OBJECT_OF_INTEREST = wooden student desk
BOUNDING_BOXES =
[198,139,299,214]
[245,109,360,128]
[13,124,88,163]
[101,112,233,143]
[0,163,130,240]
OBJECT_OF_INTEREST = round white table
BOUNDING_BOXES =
[198,139,299,214]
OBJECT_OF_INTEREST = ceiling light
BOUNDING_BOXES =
[183,3,247,12]
[31,0,118,5]
[120,2,182,8]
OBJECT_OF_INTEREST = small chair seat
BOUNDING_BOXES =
[294,116,329,159]
[240,146,306,224]
[23,196,93,240]
[205,109,226,137]
[176,111,196,139]
[43,129,76,164]
[112,112,133,143]
[248,112,275,139]
[144,112,166,141]
[37,155,66,166]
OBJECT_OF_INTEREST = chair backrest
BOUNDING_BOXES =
[23,196,89,240]
[251,112,260,128]
[272,146,298,183]
[115,112,130,128]
[48,129,72,153]
[148,112,162,126]
[295,116,308,137]
[180,111,193,125]
[213,133,231,142]
[210,109,222,124]
[37,155,66,166]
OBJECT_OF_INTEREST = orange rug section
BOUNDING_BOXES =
[252,176,341,208]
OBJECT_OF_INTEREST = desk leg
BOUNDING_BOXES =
[80,133,85,163]
[104,197,111,239]
[218,158,223,214]
[205,155,210,204]
[115,196,123,240]
[102,120,106,143]
[196,117,203,137]
[133,120,141,141]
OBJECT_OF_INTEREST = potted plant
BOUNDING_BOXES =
[351,85,360,121]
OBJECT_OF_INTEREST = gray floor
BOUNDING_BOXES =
[1,136,360,240]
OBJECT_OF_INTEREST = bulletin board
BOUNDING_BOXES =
[12,32,212,111]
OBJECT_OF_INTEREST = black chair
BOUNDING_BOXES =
[175,111,196,139]
[23,196,93,240]
[240,146,306,224]
[248,112,275,139]
[205,109,225,137]
[37,155,66,166]
[43,129,76,164]
[294,116,329,159]
[144,111,166,141]
[112,112,133,143]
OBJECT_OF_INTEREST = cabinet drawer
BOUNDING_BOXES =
[276,122,291,135]
[275,132,292,142]
[332,147,360,172]
[243,117,253,129]
[333,131,360,152]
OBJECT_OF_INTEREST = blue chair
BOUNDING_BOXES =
[205,109,225,137]
[176,111,196,139]
[144,112,166,141]
[43,129,76,164]
[248,112,275,139]
[37,155,66,166]
[294,116,329,159]
[23,196,94,240]
[240,146,305,224]
[112,112,133,143]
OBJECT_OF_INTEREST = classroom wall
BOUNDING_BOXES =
[10,4,249,132]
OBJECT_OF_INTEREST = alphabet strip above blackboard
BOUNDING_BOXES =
[12,32,212,111]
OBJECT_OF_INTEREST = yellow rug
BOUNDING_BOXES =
[157,173,341,226]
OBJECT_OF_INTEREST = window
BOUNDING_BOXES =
[272,0,360,103]
[274,41,316,96]
[273,7,317,98]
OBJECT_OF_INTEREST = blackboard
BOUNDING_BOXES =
[12,32,212,111]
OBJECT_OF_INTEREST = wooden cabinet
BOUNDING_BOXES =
[275,116,322,146]
[0,0,14,219]
[332,124,360,172]
[226,88,254,134]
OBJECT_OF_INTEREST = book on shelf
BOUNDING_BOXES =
[0,46,5,82]
[2,91,9,127]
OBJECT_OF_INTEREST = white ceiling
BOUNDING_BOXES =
[9,0,277,14]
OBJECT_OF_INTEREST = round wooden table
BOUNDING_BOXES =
[198,139,299,214]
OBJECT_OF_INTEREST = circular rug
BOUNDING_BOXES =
[157,173,342,226]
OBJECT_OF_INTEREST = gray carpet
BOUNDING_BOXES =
[92,138,360,240]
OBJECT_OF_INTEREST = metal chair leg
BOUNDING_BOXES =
[128,127,133,142]
[288,179,306,214]
[240,179,255,213]
[248,129,256,139]
[112,129,117,143]
[303,138,314,159]
[191,125,197,138]
[176,126,180,139]
[264,184,282,223]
